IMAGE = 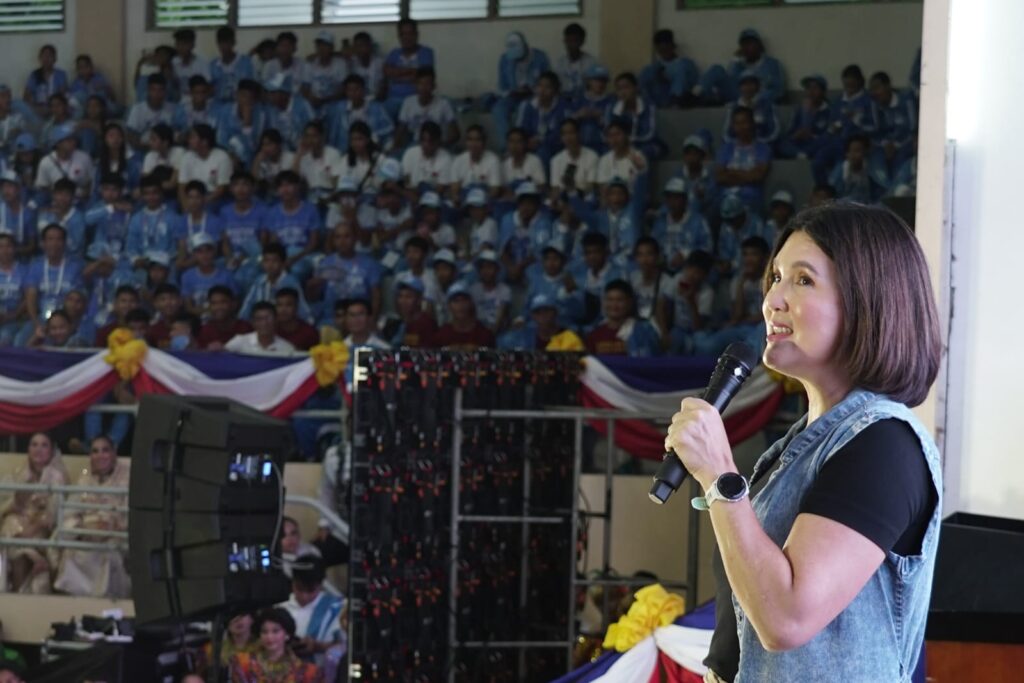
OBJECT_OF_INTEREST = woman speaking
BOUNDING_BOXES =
[665,204,942,682]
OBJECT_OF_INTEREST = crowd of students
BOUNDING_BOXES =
[0,20,920,432]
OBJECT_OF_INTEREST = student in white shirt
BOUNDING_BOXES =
[303,31,348,111]
[596,119,647,199]
[501,127,547,200]
[262,31,308,94]
[549,117,598,200]
[126,74,185,150]
[251,129,296,197]
[462,188,499,260]
[349,31,385,99]
[468,249,511,333]
[225,301,297,355]
[450,124,502,202]
[35,123,94,202]
[400,121,452,197]
[554,23,599,100]
[397,66,458,149]
[178,124,233,206]
[171,29,210,97]
[294,120,342,205]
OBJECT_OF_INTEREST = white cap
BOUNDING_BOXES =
[770,189,795,207]
[189,232,216,251]
[475,249,499,264]
[663,177,687,195]
[315,30,335,46]
[515,181,540,198]
[433,248,457,265]
[419,191,442,208]
[465,187,488,207]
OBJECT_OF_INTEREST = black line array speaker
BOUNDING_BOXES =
[128,394,294,626]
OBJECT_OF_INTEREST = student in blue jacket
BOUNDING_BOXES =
[868,71,917,173]
[777,74,835,184]
[697,28,785,104]
[493,31,550,151]
[639,30,699,107]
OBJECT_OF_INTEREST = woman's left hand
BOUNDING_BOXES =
[664,397,738,491]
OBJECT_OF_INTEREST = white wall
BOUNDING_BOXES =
[937,0,1024,521]
[0,0,77,96]
[657,0,922,89]
[124,2,603,99]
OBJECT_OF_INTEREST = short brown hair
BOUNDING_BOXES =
[764,203,942,407]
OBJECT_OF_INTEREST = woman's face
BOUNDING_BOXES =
[89,438,116,476]
[260,620,288,655]
[105,126,124,150]
[228,613,254,639]
[350,130,368,155]
[28,433,54,471]
[762,231,844,384]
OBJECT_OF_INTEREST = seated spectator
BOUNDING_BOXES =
[126,74,185,149]
[715,107,771,209]
[275,287,319,351]
[570,64,614,153]
[501,127,547,198]
[240,243,311,322]
[498,293,579,350]
[0,86,27,158]
[0,233,26,346]
[216,78,265,166]
[171,28,210,97]
[168,311,200,351]
[766,190,795,244]
[430,248,461,319]
[550,118,598,204]
[210,26,256,103]
[228,607,320,683]
[86,173,134,268]
[695,236,770,356]
[652,177,712,272]
[498,182,551,284]
[94,285,141,347]
[777,74,833,184]
[139,252,171,309]
[226,301,296,355]
[197,285,251,350]
[61,288,94,346]
[10,134,41,201]
[333,122,383,195]
[20,223,84,346]
[40,94,77,158]
[597,120,647,205]
[395,235,442,309]
[462,188,499,260]
[398,66,458,149]
[451,125,502,202]
[0,432,69,594]
[327,75,394,153]
[38,179,87,258]
[412,191,456,252]
[262,31,308,94]
[341,298,389,354]
[142,123,185,198]
[629,237,673,326]
[640,29,698,108]
[126,174,182,269]
[383,19,435,118]
[280,516,320,573]
[890,148,917,198]
[295,121,341,206]
[349,31,385,100]
[469,250,511,333]
[176,181,225,270]
[179,124,233,206]
[309,223,382,322]
[868,71,917,172]
[266,170,322,278]
[36,126,94,206]
[555,23,597,100]
[697,28,785,104]
[70,54,116,111]
[567,231,626,327]
[717,194,769,276]
[723,71,780,144]
[251,129,296,197]
[24,45,68,119]
[182,76,219,131]
[221,171,267,290]
[0,170,37,260]
[146,283,184,348]
[524,240,581,326]
[28,308,83,348]
[372,165,414,260]
[303,31,347,112]
[665,249,715,355]
[401,121,452,197]
[830,64,875,141]
[84,104,125,173]
[262,73,315,152]
[584,279,660,357]
[829,134,889,204]
[607,72,664,161]
[432,283,496,350]
[200,609,256,676]
[380,273,437,347]
[516,71,567,166]
[53,435,131,598]
[132,44,178,105]
[494,31,550,149]
[180,233,235,317]
[589,176,638,265]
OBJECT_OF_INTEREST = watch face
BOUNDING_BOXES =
[717,473,747,499]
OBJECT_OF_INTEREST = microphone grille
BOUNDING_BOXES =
[723,342,760,373]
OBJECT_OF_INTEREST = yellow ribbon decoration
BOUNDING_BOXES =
[103,327,148,381]
[601,584,685,653]
[545,329,585,352]
[309,341,351,387]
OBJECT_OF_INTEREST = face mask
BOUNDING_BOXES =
[505,35,526,62]
[169,334,190,351]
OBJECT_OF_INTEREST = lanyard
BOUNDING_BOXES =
[188,213,206,237]
[2,205,24,242]
[42,258,66,297]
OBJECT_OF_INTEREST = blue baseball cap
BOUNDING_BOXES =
[529,293,558,313]
[86,241,112,260]
[720,194,746,220]
[315,30,335,46]
[801,74,828,91]
[396,272,425,294]
[14,132,37,152]
[739,28,762,44]
[49,123,77,148]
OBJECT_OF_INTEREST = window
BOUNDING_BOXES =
[0,0,64,32]
[409,0,487,20]
[154,1,229,28]
[238,0,313,26]
[322,0,401,24]
[498,0,579,17]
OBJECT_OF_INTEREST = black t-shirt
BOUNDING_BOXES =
[703,418,937,682]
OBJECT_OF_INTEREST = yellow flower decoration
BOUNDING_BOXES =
[602,584,685,653]
[309,341,350,387]
[545,329,585,352]
[103,327,148,380]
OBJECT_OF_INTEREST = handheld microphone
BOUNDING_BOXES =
[648,342,760,505]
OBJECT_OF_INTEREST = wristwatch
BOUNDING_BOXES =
[691,472,749,511]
